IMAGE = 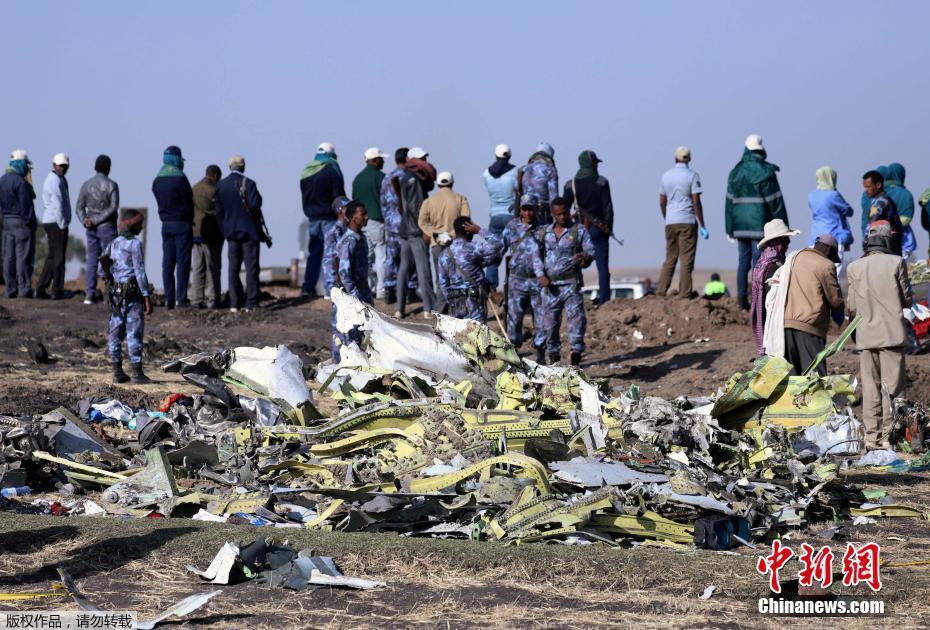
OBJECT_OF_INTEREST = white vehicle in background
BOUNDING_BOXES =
[581,278,652,302]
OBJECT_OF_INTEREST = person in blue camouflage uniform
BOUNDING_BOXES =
[503,193,547,363]
[540,197,594,366]
[322,196,350,298]
[100,209,153,384]
[332,201,372,361]
[380,148,417,303]
[520,142,559,224]
[438,216,504,321]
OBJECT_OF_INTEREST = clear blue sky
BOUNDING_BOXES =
[5,1,930,286]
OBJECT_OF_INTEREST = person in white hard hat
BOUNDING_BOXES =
[36,153,72,299]
[482,143,519,290]
[300,142,346,297]
[418,170,471,314]
[352,147,389,299]
[0,149,37,298]
[725,134,789,310]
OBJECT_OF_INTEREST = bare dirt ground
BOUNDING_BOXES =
[1,285,930,628]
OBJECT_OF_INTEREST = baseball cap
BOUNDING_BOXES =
[745,134,764,151]
[408,147,428,159]
[520,192,539,208]
[364,147,387,161]
[331,195,351,212]
[495,144,511,159]
[437,171,454,186]
[52,153,69,166]
[317,142,336,156]
[228,154,245,170]
[674,146,691,162]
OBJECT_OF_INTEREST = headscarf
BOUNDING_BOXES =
[750,239,789,354]
[158,151,185,177]
[815,166,836,190]
[575,150,599,180]
[300,152,341,180]
[488,157,515,179]
[7,160,28,176]
[405,158,437,184]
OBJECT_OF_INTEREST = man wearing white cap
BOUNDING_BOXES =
[300,142,345,297]
[0,149,37,298]
[418,170,471,313]
[37,153,72,299]
[725,134,789,310]
[482,144,519,289]
[352,147,388,298]
[657,146,707,299]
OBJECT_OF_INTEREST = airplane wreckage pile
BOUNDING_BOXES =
[3,289,929,550]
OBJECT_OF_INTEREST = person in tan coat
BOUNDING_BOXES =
[417,171,470,311]
[846,221,911,450]
[783,234,844,376]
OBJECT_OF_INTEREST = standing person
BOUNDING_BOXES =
[191,165,223,309]
[37,153,71,299]
[862,170,903,255]
[725,134,789,311]
[322,197,350,298]
[75,154,119,304]
[0,150,37,298]
[521,142,558,223]
[563,150,613,306]
[332,201,372,361]
[100,209,152,384]
[846,222,911,450]
[540,197,594,366]
[215,155,264,313]
[380,147,410,305]
[884,163,917,258]
[782,234,845,376]
[482,144,519,289]
[352,147,388,299]
[395,147,437,319]
[418,170,471,312]
[152,145,194,309]
[300,142,345,298]
[503,193,547,362]
[657,146,707,299]
[808,166,854,274]
[860,165,889,240]
[438,216,504,322]
[751,219,800,355]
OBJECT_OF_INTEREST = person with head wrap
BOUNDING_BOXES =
[884,163,917,257]
[482,144,519,289]
[151,145,195,309]
[520,142,559,223]
[76,154,120,303]
[846,221,911,450]
[99,208,152,384]
[725,134,789,311]
[808,166,854,274]
[300,142,346,297]
[562,150,613,306]
[0,149,37,298]
[782,233,845,376]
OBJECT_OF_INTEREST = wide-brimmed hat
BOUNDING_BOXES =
[758,219,800,247]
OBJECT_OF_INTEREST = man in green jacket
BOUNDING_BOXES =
[352,147,387,299]
[725,134,789,311]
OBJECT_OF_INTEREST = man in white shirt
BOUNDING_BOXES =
[37,153,71,299]
[657,146,707,298]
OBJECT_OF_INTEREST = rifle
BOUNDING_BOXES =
[502,253,511,327]
[570,179,623,247]
[239,176,273,247]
